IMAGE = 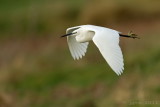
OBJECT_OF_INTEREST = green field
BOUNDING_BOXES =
[0,0,160,107]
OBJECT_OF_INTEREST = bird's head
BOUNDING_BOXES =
[61,28,81,38]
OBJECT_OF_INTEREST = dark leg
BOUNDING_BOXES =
[119,31,139,39]
[119,34,133,38]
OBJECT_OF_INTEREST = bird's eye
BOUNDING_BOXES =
[73,32,77,34]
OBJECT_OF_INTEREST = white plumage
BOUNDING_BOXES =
[63,25,124,75]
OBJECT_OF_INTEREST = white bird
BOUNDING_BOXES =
[61,25,138,75]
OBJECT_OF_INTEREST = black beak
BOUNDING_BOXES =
[61,32,76,37]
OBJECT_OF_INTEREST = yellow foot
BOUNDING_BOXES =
[128,31,140,39]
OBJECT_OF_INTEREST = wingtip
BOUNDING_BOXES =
[116,72,122,76]
[115,68,124,76]
[73,56,83,60]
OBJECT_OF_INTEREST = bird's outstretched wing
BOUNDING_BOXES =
[92,29,124,75]
[66,26,89,60]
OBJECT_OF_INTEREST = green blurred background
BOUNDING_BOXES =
[0,0,160,107]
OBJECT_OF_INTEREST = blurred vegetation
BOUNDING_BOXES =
[0,0,160,107]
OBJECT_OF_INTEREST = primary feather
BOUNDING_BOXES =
[92,28,124,75]
[67,36,89,60]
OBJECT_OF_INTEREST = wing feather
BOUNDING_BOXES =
[67,36,89,60]
[92,29,124,75]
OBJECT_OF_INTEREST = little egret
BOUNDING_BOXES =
[61,25,139,75]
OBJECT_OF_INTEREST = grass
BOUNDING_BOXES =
[1,32,160,106]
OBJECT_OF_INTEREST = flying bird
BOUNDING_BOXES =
[61,25,139,75]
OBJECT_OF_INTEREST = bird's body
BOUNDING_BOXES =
[61,25,138,75]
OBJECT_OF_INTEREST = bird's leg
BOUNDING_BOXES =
[120,31,140,39]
